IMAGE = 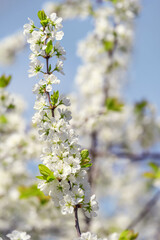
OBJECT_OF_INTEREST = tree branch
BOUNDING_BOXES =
[127,190,160,229]
[110,151,160,162]
[74,205,81,237]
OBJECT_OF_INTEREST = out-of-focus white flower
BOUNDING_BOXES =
[0,32,25,65]
[7,230,31,240]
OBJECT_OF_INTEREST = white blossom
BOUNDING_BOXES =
[24,10,98,219]
[7,231,31,240]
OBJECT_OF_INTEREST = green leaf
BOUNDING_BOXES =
[105,98,124,112]
[0,74,11,88]
[88,5,95,16]
[19,184,50,205]
[36,176,45,180]
[119,230,138,240]
[37,10,47,21]
[36,174,55,182]
[19,184,42,199]
[46,40,53,55]
[47,174,56,182]
[81,149,89,160]
[134,100,148,115]
[8,103,15,110]
[110,0,118,3]
[0,115,8,124]
[103,40,114,52]
[149,162,159,172]
[38,164,52,177]
[80,149,92,168]
[48,64,52,72]
[143,172,155,179]
[81,163,92,168]
[38,164,56,182]
[51,90,59,105]
[40,19,49,27]
[144,163,160,180]
[155,170,160,178]
[40,196,51,205]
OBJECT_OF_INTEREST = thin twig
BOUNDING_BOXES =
[127,190,160,229]
[110,151,160,162]
[89,131,97,187]
[74,205,81,237]
[45,57,54,117]
[96,0,103,3]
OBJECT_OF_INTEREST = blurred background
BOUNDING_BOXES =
[1,1,160,240]
[0,0,160,119]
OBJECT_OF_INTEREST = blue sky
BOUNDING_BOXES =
[126,0,160,108]
[0,0,160,120]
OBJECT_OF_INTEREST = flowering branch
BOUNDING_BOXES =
[24,9,99,238]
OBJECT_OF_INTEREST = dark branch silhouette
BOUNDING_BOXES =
[110,151,160,162]
[127,190,160,229]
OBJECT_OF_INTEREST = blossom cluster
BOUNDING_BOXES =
[24,11,98,218]
[43,0,91,19]
[0,230,31,240]
[0,231,119,240]
[74,232,119,240]
[0,32,25,65]
[69,0,160,151]
[71,0,139,134]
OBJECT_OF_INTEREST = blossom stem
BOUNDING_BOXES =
[45,57,55,117]
[74,205,81,237]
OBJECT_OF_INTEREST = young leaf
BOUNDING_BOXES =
[80,149,92,168]
[37,10,47,21]
[149,162,159,172]
[110,0,118,3]
[19,184,42,199]
[81,149,89,160]
[155,170,160,178]
[38,164,56,182]
[40,19,49,27]
[103,40,114,52]
[47,174,56,182]
[143,172,155,179]
[8,103,15,110]
[105,97,124,112]
[38,164,52,176]
[81,162,92,168]
[134,100,148,115]
[51,90,59,105]
[36,176,45,180]
[46,40,53,55]
[144,163,160,180]
[0,115,8,124]
[119,230,138,240]
[19,184,50,205]
[0,74,11,88]
[48,64,52,72]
